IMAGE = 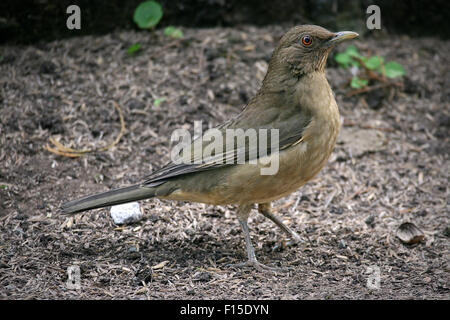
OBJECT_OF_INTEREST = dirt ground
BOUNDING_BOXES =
[0,25,448,299]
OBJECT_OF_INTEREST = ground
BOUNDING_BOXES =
[0,25,448,299]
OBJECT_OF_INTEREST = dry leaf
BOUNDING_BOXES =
[396,222,425,244]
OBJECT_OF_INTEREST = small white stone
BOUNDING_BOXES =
[350,65,359,76]
[110,202,143,225]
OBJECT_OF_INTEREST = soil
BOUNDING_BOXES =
[0,25,449,299]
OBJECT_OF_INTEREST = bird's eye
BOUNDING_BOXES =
[301,35,313,46]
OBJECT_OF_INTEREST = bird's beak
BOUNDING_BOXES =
[326,31,359,46]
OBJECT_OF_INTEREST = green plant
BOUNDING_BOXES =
[334,45,361,68]
[350,76,368,89]
[133,1,163,29]
[127,43,142,55]
[383,61,406,78]
[164,26,183,39]
[153,98,166,107]
[129,2,183,56]
[335,45,405,90]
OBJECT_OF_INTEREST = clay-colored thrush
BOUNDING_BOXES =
[61,25,358,270]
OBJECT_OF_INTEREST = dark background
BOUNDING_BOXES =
[1,0,449,44]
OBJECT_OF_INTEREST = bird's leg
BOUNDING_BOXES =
[228,204,279,272]
[258,202,302,249]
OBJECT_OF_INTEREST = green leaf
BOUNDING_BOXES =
[0,185,6,190]
[351,76,368,89]
[345,45,362,58]
[153,98,166,107]
[365,55,384,70]
[164,26,183,39]
[335,45,363,69]
[133,1,163,29]
[350,59,360,68]
[384,61,405,78]
[127,43,142,55]
[335,52,352,68]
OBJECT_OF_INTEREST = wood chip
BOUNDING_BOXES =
[152,260,169,270]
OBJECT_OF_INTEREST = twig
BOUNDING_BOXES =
[45,101,126,158]
[353,55,386,83]
[343,120,395,132]
[346,81,403,97]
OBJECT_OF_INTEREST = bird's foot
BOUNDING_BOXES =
[227,259,285,273]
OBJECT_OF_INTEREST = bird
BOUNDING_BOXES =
[61,25,358,271]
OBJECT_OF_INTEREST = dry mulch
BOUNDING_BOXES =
[0,25,449,299]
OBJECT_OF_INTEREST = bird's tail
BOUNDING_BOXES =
[60,184,156,214]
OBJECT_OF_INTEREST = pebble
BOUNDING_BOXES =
[110,202,143,225]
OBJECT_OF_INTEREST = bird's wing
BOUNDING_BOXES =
[142,103,311,186]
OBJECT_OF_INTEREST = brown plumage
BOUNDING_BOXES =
[61,25,358,271]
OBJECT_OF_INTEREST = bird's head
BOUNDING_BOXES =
[268,25,358,77]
